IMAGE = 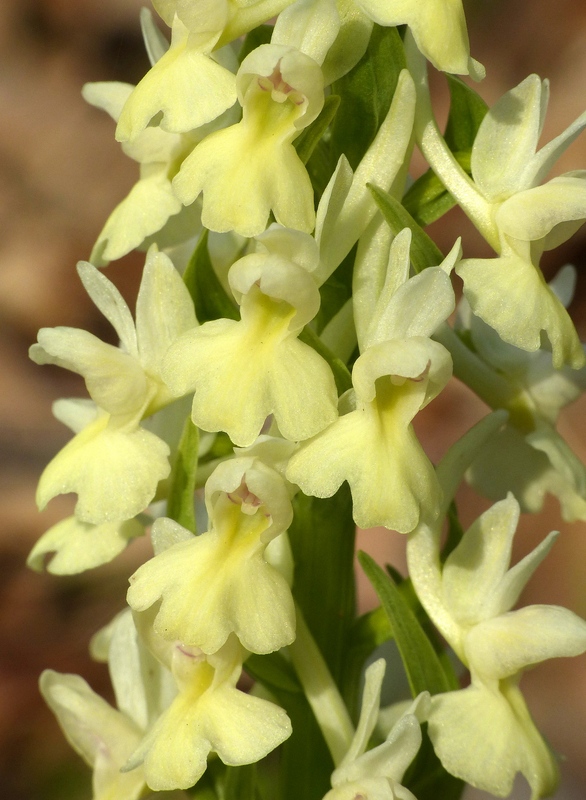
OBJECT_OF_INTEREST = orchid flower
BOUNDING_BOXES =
[323,658,429,800]
[286,229,455,532]
[128,457,295,655]
[453,272,586,522]
[172,43,324,236]
[29,248,196,524]
[126,632,292,790]
[83,79,202,266]
[115,7,238,142]
[407,495,586,798]
[40,610,176,800]
[162,226,338,446]
[409,51,586,368]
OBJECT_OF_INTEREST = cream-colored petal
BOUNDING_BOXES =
[30,328,148,419]
[287,377,441,533]
[465,605,586,680]
[497,176,586,242]
[173,112,315,237]
[457,244,584,369]
[116,20,236,140]
[135,246,197,375]
[27,515,143,575]
[357,0,473,76]
[36,416,170,524]
[90,169,183,267]
[428,682,558,799]
[128,509,295,654]
[441,494,519,626]
[40,671,146,800]
[471,75,546,201]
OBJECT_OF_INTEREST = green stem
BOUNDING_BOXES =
[288,605,354,766]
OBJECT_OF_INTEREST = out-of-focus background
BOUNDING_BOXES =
[1,1,585,797]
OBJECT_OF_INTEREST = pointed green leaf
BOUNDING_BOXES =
[298,325,352,396]
[183,230,239,323]
[288,485,356,690]
[441,500,465,564]
[358,551,452,697]
[245,651,302,696]
[444,75,489,153]
[330,25,406,169]
[166,417,199,533]
[224,763,261,800]
[403,724,465,800]
[238,24,273,63]
[368,184,444,272]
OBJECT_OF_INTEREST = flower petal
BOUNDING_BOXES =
[27,516,143,575]
[36,415,170,524]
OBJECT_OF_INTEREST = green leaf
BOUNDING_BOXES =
[402,170,456,228]
[368,184,444,272]
[314,244,355,334]
[295,95,340,165]
[166,417,199,533]
[357,551,452,697]
[183,230,239,323]
[279,695,333,800]
[298,326,352,396]
[288,485,356,690]
[245,651,302,696]
[441,500,465,564]
[238,24,273,63]
[444,75,488,153]
[330,25,406,170]
[403,724,465,800]
[224,763,261,800]
[344,605,393,715]
[403,75,486,228]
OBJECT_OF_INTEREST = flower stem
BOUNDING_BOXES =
[288,604,354,766]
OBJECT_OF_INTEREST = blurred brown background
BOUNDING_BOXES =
[1,1,586,798]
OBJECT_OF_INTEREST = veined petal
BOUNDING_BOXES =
[128,510,295,654]
[465,605,586,680]
[497,176,586,242]
[27,515,143,575]
[471,75,547,201]
[116,18,237,141]
[456,243,584,369]
[36,415,170,524]
[428,681,558,799]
